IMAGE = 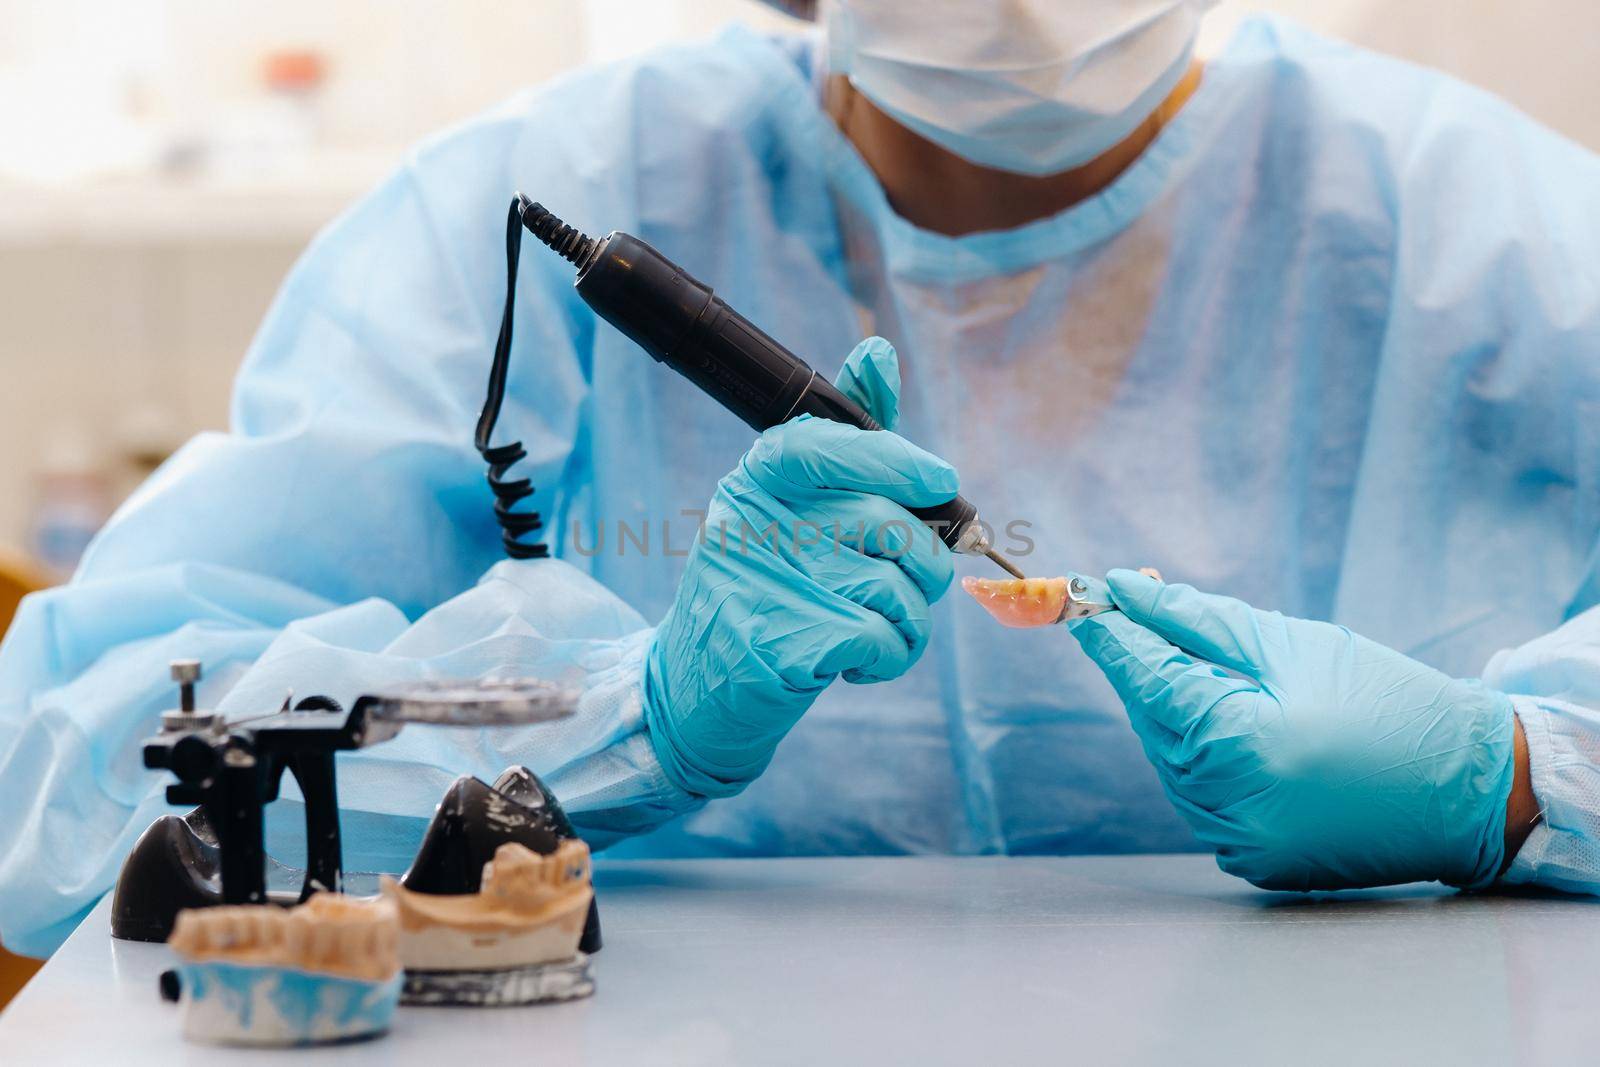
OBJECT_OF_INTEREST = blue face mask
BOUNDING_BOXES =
[825,0,1216,176]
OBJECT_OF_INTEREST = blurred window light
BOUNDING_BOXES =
[582,0,689,65]
[0,0,171,182]
[2,0,1596,192]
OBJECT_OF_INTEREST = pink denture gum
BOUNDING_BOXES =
[961,576,1069,629]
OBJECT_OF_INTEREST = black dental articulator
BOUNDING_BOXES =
[111,661,603,961]
[476,192,1026,580]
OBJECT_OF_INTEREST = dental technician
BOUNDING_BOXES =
[2,0,1598,955]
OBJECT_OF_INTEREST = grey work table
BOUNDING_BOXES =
[2,855,1596,1066]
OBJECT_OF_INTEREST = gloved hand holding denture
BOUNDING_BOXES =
[962,568,1528,890]
[644,337,957,799]
[1064,570,1521,891]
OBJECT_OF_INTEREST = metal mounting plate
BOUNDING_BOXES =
[365,677,580,726]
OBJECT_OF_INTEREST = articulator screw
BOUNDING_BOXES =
[171,659,201,712]
[163,659,219,733]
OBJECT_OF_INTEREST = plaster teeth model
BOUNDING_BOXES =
[383,839,597,1006]
[166,894,401,1046]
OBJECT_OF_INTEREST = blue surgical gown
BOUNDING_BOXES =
[4,16,1600,954]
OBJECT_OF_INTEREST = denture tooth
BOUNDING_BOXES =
[328,922,349,963]
[233,911,254,950]
[339,922,366,963]
[253,910,275,949]
[308,918,336,963]
[370,925,388,966]
[259,910,283,948]
[231,912,253,950]
[375,921,393,960]
[379,923,396,960]
[247,910,267,948]
[283,911,310,960]
[170,912,203,954]
[189,911,216,951]
[210,912,235,950]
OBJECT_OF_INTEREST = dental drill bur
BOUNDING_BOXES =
[989,552,1026,579]
[519,195,1021,577]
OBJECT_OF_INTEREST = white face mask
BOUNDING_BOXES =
[825,0,1217,176]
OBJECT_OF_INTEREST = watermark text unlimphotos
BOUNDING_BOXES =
[567,511,1036,560]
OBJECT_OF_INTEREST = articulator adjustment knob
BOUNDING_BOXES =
[171,659,201,710]
[162,659,220,733]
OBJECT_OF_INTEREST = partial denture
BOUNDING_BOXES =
[962,576,1071,628]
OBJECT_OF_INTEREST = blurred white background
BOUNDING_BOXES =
[1,0,1596,575]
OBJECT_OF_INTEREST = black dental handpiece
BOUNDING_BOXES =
[518,196,1021,577]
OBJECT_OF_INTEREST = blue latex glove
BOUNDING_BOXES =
[644,337,957,798]
[1073,570,1518,891]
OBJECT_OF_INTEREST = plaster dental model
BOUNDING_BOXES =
[165,894,401,1046]
[383,839,596,1006]
[963,569,1160,628]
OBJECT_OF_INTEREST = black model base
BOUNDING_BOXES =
[401,766,602,954]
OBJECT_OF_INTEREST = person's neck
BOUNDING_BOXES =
[824,63,1204,238]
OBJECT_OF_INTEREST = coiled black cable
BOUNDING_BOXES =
[520,199,596,267]
[473,195,549,559]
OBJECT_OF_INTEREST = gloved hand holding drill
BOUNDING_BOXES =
[643,338,957,798]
